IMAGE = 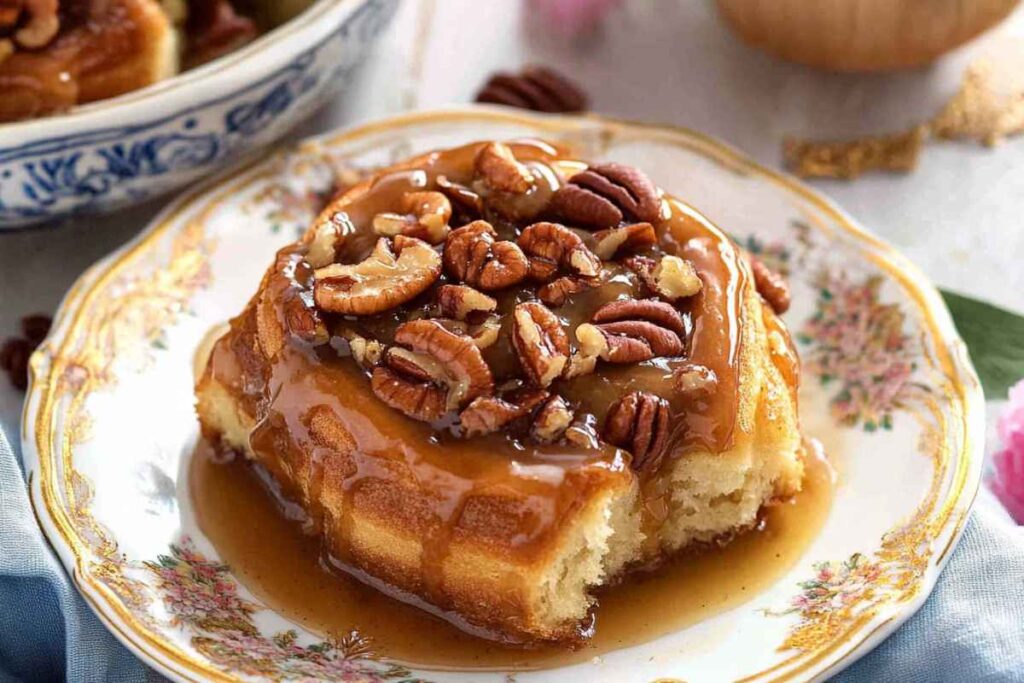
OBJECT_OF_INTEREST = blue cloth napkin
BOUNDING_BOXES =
[2,424,1022,682]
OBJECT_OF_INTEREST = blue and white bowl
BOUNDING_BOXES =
[0,0,398,230]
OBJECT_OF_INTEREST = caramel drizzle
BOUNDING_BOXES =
[205,139,750,637]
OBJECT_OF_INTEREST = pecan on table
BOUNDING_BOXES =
[475,65,587,113]
[592,222,657,260]
[550,163,662,230]
[373,190,453,245]
[604,391,672,475]
[371,320,494,422]
[313,237,441,315]
[511,302,570,387]
[749,256,791,314]
[518,222,601,280]
[575,299,687,364]
[443,220,529,290]
[474,142,535,195]
[625,254,702,302]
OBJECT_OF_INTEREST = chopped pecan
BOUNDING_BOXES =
[626,254,702,302]
[518,222,601,278]
[306,216,344,268]
[474,142,534,194]
[436,175,483,221]
[531,394,574,442]
[436,284,497,322]
[282,295,329,347]
[511,302,570,387]
[537,276,597,307]
[750,256,791,314]
[475,65,587,113]
[459,389,549,437]
[575,299,687,364]
[550,163,662,230]
[332,330,384,368]
[604,391,672,475]
[372,191,452,245]
[673,363,717,396]
[313,237,441,315]
[371,320,494,421]
[592,222,657,260]
[443,220,529,290]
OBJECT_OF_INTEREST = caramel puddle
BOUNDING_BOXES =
[189,440,833,671]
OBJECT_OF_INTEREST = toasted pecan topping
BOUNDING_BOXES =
[604,391,672,475]
[593,222,657,260]
[511,302,569,387]
[314,237,441,316]
[518,222,601,278]
[474,142,535,195]
[371,320,494,422]
[373,191,452,245]
[435,284,497,322]
[531,394,574,442]
[459,389,548,437]
[626,254,702,302]
[551,162,661,229]
[443,220,529,290]
[537,275,597,307]
[575,299,687,364]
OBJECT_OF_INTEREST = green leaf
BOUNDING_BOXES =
[941,290,1024,399]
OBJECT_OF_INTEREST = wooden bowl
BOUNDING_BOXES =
[715,0,1020,72]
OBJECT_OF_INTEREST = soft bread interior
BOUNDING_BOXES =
[195,292,802,642]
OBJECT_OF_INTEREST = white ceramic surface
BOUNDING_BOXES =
[23,109,984,682]
[0,0,397,230]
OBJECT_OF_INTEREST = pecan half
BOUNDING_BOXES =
[518,222,601,278]
[373,191,452,245]
[575,299,687,364]
[626,254,702,302]
[592,222,657,260]
[306,216,345,268]
[537,276,597,307]
[750,256,791,314]
[604,391,672,475]
[531,394,574,442]
[436,284,497,322]
[474,142,534,194]
[550,163,661,230]
[511,302,570,387]
[443,220,529,290]
[314,237,441,315]
[371,320,494,421]
[475,65,587,113]
[459,389,548,437]
[436,175,483,221]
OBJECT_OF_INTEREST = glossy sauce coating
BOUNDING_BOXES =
[191,438,833,669]
[201,140,768,643]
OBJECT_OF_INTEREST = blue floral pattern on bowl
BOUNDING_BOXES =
[0,0,397,229]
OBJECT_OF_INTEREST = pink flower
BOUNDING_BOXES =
[990,379,1024,524]
[526,0,622,35]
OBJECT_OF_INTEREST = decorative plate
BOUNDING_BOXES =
[23,108,984,682]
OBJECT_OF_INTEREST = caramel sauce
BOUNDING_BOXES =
[190,439,833,669]
[198,140,779,645]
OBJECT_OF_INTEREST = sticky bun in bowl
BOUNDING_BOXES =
[0,0,397,229]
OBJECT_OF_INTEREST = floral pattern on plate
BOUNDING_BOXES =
[23,109,984,683]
